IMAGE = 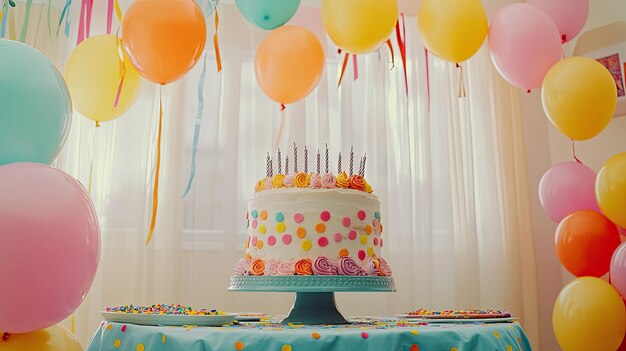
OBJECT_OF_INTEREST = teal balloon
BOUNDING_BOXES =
[0,40,71,166]
[235,0,301,30]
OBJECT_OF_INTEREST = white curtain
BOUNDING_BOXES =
[16,3,539,349]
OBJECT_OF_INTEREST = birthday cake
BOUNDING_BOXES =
[234,147,392,277]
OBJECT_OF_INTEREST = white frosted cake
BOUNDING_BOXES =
[234,161,392,277]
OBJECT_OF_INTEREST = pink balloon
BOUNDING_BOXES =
[0,163,100,333]
[527,0,589,43]
[488,3,562,90]
[611,242,626,299]
[539,161,600,223]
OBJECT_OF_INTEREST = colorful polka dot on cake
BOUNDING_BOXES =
[348,230,357,240]
[268,235,276,246]
[315,223,326,233]
[318,236,329,247]
[276,222,286,233]
[342,217,351,227]
[282,234,292,245]
[275,212,285,222]
[296,227,307,238]
[259,225,266,234]
[320,211,331,221]
[334,233,343,243]
[251,210,258,218]
[358,210,366,220]
[302,240,312,251]
[260,210,268,220]
[294,213,304,223]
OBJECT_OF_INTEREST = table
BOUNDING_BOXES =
[87,319,532,351]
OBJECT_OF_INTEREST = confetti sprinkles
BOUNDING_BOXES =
[235,341,244,350]
[113,339,121,348]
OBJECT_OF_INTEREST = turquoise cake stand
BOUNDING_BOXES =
[228,276,396,325]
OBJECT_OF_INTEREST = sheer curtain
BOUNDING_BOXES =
[21,3,539,348]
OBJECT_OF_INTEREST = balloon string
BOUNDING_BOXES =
[395,14,408,95]
[71,313,75,333]
[274,106,286,149]
[386,39,395,69]
[337,53,349,88]
[560,45,566,60]
[18,0,33,43]
[183,53,207,197]
[213,7,222,72]
[113,28,126,108]
[352,54,358,81]
[88,159,93,193]
[457,63,467,97]
[425,48,430,112]
[147,86,163,245]
[571,139,582,164]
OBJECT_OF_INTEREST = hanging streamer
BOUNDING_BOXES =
[395,14,408,95]
[352,55,358,81]
[147,87,164,245]
[19,0,33,42]
[183,54,208,197]
[106,0,113,34]
[76,0,93,45]
[457,63,467,97]
[113,29,126,108]
[337,53,349,87]
[274,105,286,149]
[386,39,395,69]
[71,313,75,333]
[1,0,10,38]
[47,0,51,36]
[213,6,222,72]
[56,0,71,36]
[425,48,431,112]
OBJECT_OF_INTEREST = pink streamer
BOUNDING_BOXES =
[76,0,93,45]
[106,0,113,34]
[352,55,358,81]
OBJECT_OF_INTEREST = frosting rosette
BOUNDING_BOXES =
[272,174,285,189]
[294,258,313,275]
[233,258,249,275]
[276,259,295,276]
[348,175,365,191]
[264,259,280,276]
[336,171,349,188]
[364,179,373,193]
[255,178,266,192]
[294,172,311,188]
[337,256,367,276]
[321,173,337,188]
[312,256,339,275]
[283,174,295,188]
[250,259,265,276]
[265,177,273,190]
[309,173,322,189]
[377,257,393,276]
[364,258,380,276]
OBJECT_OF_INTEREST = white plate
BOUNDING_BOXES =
[101,312,236,326]
[234,313,267,321]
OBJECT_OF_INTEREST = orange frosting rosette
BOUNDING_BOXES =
[272,174,285,188]
[364,179,373,193]
[294,172,311,188]
[250,259,265,276]
[348,175,365,191]
[255,179,266,192]
[336,171,349,188]
[295,258,313,275]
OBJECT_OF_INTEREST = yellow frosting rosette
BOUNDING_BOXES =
[272,174,285,189]
[295,172,311,188]
[336,171,349,188]
[255,178,267,192]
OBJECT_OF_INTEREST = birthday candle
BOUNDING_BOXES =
[359,156,364,176]
[266,153,270,178]
[285,155,289,175]
[304,147,308,173]
[270,159,273,177]
[317,150,321,174]
[294,143,298,173]
[325,144,329,173]
[338,152,342,173]
[349,146,354,175]
[363,153,367,176]
[277,149,282,174]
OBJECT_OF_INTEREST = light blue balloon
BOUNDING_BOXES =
[235,0,301,30]
[0,40,71,166]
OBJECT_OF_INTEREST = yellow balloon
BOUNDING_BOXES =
[322,0,397,54]
[553,277,625,351]
[542,56,617,140]
[0,325,83,351]
[418,0,488,63]
[65,34,142,123]
[596,152,626,228]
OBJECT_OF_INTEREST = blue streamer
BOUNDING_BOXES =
[56,0,71,36]
[1,0,9,38]
[183,53,208,197]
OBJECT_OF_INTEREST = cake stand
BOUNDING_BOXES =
[228,276,396,325]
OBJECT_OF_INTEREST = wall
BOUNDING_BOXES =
[522,1,626,350]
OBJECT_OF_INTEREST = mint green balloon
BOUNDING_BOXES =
[0,40,71,166]
[235,0,301,30]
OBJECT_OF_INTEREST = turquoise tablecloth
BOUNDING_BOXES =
[87,319,532,351]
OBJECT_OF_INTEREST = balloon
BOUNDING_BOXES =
[65,35,142,123]
[195,0,218,18]
[0,325,82,351]
[0,163,100,333]
[236,0,300,30]
[255,25,325,105]
[611,242,626,299]
[418,0,488,63]
[553,277,625,351]
[0,40,71,166]
[488,3,562,90]
[596,153,626,228]
[539,161,600,222]
[527,0,589,43]
[555,210,620,277]
[322,0,397,54]
[122,0,206,85]
[542,57,617,140]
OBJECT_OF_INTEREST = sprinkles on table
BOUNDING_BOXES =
[105,304,225,316]
[403,308,511,318]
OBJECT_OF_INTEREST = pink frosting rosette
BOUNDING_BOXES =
[265,177,274,190]
[377,257,393,276]
[276,259,295,275]
[265,259,280,276]
[234,258,248,275]
[321,173,337,188]
[312,256,339,275]
[309,173,322,189]
[284,174,295,188]
[364,257,380,276]
[337,256,367,276]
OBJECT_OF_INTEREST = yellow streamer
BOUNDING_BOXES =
[146,88,163,245]
[71,313,75,333]
[213,9,221,72]
[114,0,122,23]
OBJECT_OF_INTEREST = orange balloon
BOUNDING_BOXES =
[556,210,621,277]
[255,25,325,105]
[122,0,206,84]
